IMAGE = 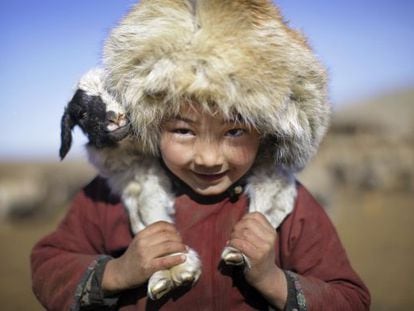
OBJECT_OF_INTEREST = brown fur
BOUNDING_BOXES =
[102,0,329,172]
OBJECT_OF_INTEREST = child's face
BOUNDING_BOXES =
[160,105,260,196]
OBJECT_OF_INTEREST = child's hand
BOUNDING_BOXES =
[228,212,287,309]
[102,221,187,293]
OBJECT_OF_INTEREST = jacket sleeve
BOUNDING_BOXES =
[30,178,121,311]
[279,184,371,311]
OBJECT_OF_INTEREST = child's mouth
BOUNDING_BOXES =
[193,171,227,182]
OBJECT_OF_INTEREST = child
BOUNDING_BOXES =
[31,0,370,310]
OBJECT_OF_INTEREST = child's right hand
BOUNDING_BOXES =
[102,221,187,293]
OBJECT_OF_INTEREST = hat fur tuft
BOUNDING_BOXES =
[102,0,330,171]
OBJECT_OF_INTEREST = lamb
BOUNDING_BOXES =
[59,69,202,300]
[59,68,297,299]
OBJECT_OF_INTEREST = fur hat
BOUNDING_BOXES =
[102,0,330,172]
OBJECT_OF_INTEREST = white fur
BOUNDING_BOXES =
[221,164,296,268]
[78,68,126,116]
[103,0,330,170]
[246,165,297,228]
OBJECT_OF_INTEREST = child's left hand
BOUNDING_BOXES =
[228,212,287,308]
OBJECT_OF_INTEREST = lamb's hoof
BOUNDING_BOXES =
[148,277,173,300]
[221,246,249,267]
[147,249,202,299]
[171,271,196,286]
[170,249,202,286]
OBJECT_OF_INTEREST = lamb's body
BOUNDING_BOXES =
[88,143,202,299]
[60,69,202,299]
[87,141,175,233]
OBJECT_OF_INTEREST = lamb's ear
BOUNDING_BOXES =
[59,105,75,160]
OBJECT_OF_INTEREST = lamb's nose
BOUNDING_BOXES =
[106,111,118,123]
[105,111,128,132]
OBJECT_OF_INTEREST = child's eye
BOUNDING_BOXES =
[172,128,194,136]
[226,128,246,137]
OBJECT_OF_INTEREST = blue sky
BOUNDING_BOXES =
[1,0,413,160]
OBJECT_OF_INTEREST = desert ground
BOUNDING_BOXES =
[0,88,413,310]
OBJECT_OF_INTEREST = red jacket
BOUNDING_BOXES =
[31,177,370,310]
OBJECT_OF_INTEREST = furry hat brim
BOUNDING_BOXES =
[103,0,330,172]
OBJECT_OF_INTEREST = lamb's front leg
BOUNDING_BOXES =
[123,192,202,301]
[122,162,202,299]
[147,248,201,300]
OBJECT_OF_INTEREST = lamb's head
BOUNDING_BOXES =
[59,69,130,159]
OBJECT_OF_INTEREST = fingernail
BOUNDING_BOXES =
[180,254,187,261]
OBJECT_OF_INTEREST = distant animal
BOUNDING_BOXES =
[60,68,202,300]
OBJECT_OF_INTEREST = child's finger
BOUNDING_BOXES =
[241,212,275,234]
[231,228,269,248]
[232,218,275,245]
[146,241,187,260]
[230,229,274,261]
[143,231,183,248]
[234,216,271,238]
[231,221,264,240]
[151,253,187,272]
[228,238,257,258]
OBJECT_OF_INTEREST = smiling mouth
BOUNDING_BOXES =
[193,171,227,182]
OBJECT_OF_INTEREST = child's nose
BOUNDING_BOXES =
[193,140,224,168]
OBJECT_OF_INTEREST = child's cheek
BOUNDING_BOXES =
[224,142,259,167]
[160,134,193,167]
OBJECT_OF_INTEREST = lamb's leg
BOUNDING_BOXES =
[122,182,144,235]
